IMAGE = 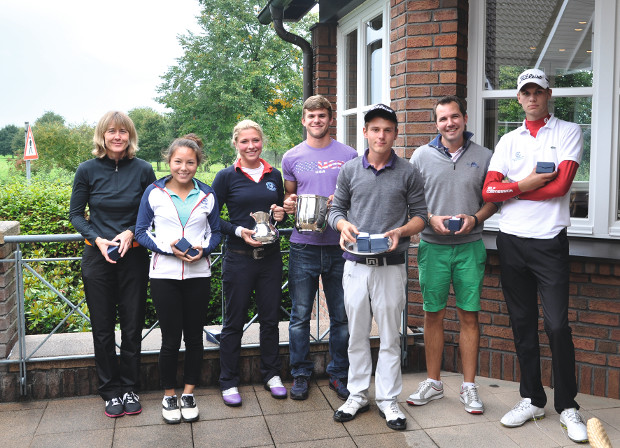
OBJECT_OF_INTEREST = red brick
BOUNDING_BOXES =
[491,351,502,378]
[541,358,553,386]
[407,23,440,35]
[406,111,432,122]
[432,59,457,71]
[441,21,458,33]
[611,329,620,341]
[502,354,515,381]
[407,0,440,10]
[493,314,510,326]
[608,370,620,399]
[432,84,458,96]
[406,47,440,60]
[407,11,433,23]
[570,262,584,273]
[439,46,457,58]
[573,337,595,351]
[407,36,433,47]
[594,367,607,396]
[434,33,458,46]
[597,341,618,354]
[483,326,513,339]
[479,350,490,376]
[575,351,607,366]
[579,365,592,394]
[405,60,432,72]
[490,339,516,352]
[589,299,620,313]
[580,284,620,299]
[433,9,458,21]
[590,275,620,286]
[599,264,612,275]
[609,355,620,368]
[440,72,457,83]
[579,311,619,326]
[573,325,608,339]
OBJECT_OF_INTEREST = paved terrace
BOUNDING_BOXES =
[2,371,619,448]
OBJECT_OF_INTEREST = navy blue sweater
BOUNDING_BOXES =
[69,155,156,243]
[211,159,284,251]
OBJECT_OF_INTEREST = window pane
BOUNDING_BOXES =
[345,31,358,110]
[344,115,357,150]
[483,97,590,218]
[366,14,383,105]
[485,0,594,91]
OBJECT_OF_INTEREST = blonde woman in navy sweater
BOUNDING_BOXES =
[135,135,221,423]
[212,120,286,406]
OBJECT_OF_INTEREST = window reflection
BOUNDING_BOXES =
[485,0,593,91]
[483,97,590,218]
[344,115,357,150]
[366,15,383,105]
[345,31,357,110]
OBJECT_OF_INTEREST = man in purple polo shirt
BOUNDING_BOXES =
[282,95,358,401]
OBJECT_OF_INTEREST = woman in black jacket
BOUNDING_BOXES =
[69,111,156,418]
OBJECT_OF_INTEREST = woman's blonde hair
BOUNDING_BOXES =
[230,119,265,151]
[92,111,139,158]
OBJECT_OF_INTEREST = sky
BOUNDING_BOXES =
[0,0,204,128]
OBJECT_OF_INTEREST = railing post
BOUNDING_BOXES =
[0,221,20,399]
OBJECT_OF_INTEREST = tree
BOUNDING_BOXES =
[0,124,20,156]
[128,107,172,163]
[157,0,316,166]
[35,111,66,127]
[26,120,94,173]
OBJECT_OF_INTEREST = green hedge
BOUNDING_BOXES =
[1,174,292,334]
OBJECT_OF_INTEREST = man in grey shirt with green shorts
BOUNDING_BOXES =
[407,96,497,414]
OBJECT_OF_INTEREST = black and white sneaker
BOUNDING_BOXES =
[123,391,142,415]
[105,397,125,418]
[180,395,199,422]
[162,396,181,424]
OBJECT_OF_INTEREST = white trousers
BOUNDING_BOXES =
[342,260,407,410]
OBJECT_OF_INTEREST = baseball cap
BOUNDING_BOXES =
[364,103,398,125]
[517,68,550,91]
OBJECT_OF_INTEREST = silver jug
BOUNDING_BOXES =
[295,194,329,233]
[250,210,279,244]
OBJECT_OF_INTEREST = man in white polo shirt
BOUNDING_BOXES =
[482,68,587,443]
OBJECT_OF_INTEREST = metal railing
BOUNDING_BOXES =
[0,231,412,396]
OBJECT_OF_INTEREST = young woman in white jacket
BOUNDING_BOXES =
[135,135,221,424]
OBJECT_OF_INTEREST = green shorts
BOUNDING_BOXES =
[417,239,486,312]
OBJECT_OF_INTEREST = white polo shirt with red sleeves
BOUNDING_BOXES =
[488,115,583,239]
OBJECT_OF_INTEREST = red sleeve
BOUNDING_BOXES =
[482,171,522,202]
[518,160,579,201]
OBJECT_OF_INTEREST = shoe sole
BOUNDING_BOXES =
[560,422,588,443]
[501,414,545,428]
[264,384,288,399]
[290,392,309,400]
[333,404,370,422]
[460,398,484,414]
[182,415,199,423]
[163,417,182,424]
[378,410,407,430]
[223,400,242,407]
[124,409,142,415]
[105,411,125,418]
[406,393,443,406]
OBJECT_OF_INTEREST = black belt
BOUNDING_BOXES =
[228,244,279,260]
[356,253,405,266]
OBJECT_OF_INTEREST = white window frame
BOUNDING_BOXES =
[336,0,390,153]
[467,0,620,240]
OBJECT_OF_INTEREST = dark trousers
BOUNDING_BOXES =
[151,277,210,389]
[497,230,578,413]
[81,244,149,401]
[219,250,282,390]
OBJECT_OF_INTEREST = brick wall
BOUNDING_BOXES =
[0,222,19,360]
[390,0,469,158]
[407,247,620,399]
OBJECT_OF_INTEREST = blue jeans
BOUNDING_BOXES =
[288,243,349,379]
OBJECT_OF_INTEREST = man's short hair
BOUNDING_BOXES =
[303,95,333,119]
[433,96,467,122]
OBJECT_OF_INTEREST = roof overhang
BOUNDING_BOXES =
[257,0,317,25]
